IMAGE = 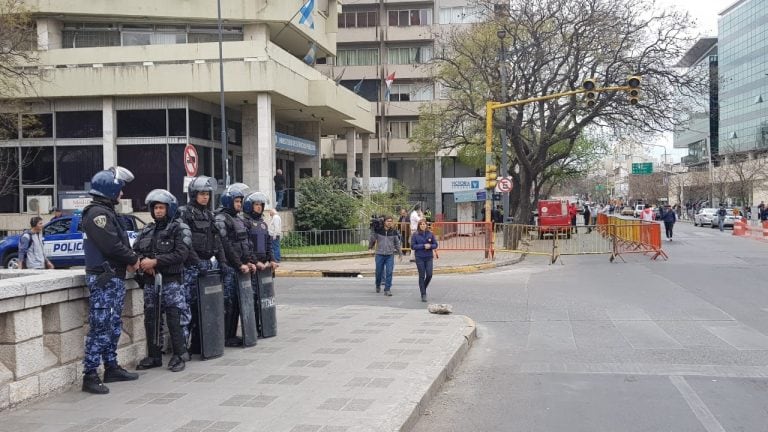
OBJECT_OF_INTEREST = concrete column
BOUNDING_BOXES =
[362,133,371,195]
[242,103,259,191]
[434,155,443,217]
[257,93,275,202]
[36,19,62,51]
[345,127,356,192]
[102,97,116,168]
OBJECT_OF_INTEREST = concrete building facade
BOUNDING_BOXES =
[0,0,375,215]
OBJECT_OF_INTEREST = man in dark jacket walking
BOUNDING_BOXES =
[368,216,402,296]
[661,204,677,241]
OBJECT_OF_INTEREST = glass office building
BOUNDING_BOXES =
[718,0,768,154]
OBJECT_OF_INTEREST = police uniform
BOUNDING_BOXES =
[177,185,226,353]
[214,183,252,346]
[134,189,191,372]
[244,192,277,338]
[81,166,139,394]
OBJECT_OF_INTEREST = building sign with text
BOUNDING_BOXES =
[275,132,317,156]
[441,177,485,193]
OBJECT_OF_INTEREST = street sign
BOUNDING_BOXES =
[184,144,199,177]
[595,184,605,191]
[496,177,513,193]
[454,189,487,203]
[631,162,653,175]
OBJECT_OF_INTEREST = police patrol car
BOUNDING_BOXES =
[0,212,143,269]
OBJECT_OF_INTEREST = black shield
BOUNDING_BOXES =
[195,272,225,360]
[256,268,277,338]
[237,273,258,347]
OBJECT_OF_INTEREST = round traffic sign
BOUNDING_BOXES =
[497,177,513,192]
[184,144,199,177]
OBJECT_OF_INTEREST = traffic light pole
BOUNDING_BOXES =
[484,85,633,224]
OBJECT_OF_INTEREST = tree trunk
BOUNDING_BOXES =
[515,172,535,225]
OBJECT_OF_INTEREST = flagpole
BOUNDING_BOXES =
[217,0,229,187]
[274,0,311,41]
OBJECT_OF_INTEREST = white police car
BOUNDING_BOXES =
[0,213,143,269]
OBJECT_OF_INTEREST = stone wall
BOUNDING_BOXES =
[0,270,146,410]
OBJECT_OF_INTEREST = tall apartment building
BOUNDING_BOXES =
[315,0,480,216]
[0,0,375,216]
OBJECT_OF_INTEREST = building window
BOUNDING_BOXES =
[56,111,103,138]
[168,109,186,137]
[388,9,432,27]
[389,83,434,101]
[57,146,103,192]
[0,113,17,140]
[117,110,167,137]
[389,121,414,139]
[22,146,54,184]
[62,23,242,48]
[336,48,380,66]
[388,46,433,64]
[21,114,53,138]
[339,11,378,28]
[0,147,19,212]
[189,110,212,140]
[438,6,482,24]
[117,145,167,211]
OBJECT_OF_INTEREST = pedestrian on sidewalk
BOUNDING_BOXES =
[18,216,53,269]
[717,204,727,232]
[368,215,402,296]
[661,204,676,241]
[398,208,410,255]
[268,207,282,262]
[582,203,592,233]
[410,219,438,302]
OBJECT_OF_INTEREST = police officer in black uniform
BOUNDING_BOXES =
[214,183,252,347]
[134,189,191,372]
[176,176,226,355]
[81,166,140,394]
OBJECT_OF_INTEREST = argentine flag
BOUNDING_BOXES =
[299,0,315,29]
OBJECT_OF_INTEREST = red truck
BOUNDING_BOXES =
[537,200,572,239]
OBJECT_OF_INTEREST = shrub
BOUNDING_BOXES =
[295,177,358,230]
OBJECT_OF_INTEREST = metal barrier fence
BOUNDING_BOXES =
[281,228,369,255]
[596,214,667,261]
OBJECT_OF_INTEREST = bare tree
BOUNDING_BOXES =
[413,0,700,220]
[629,172,669,204]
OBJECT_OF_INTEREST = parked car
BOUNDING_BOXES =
[0,213,144,269]
[634,204,645,218]
[620,206,634,216]
[693,208,717,226]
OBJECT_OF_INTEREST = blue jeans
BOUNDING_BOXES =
[415,257,433,295]
[374,254,395,291]
[275,190,285,209]
[272,237,281,262]
[719,217,725,231]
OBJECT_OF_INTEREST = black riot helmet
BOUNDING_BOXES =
[219,183,250,210]
[89,166,134,202]
[188,176,217,201]
[145,189,178,221]
[244,191,269,216]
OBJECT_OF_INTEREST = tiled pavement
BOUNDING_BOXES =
[0,305,475,432]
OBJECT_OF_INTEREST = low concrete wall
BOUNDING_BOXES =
[0,270,145,410]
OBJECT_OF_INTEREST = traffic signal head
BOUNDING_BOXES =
[486,164,498,189]
[582,79,596,91]
[582,79,597,107]
[627,75,641,105]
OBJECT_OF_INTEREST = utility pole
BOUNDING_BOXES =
[497,29,509,222]
[217,0,229,187]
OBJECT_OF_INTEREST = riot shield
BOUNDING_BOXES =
[237,273,258,347]
[194,271,225,360]
[256,268,277,338]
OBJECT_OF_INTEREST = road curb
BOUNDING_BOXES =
[275,254,525,278]
[401,315,478,432]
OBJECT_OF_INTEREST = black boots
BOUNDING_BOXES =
[82,371,109,395]
[421,294,427,302]
[166,308,187,372]
[104,364,138,382]
[137,307,162,370]
[224,302,242,347]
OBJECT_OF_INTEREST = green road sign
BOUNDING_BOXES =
[631,162,653,175]
[595,184,604,191]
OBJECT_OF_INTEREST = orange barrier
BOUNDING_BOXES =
[597,215,667,262]
[733,219,746,236]
[763,220,768,238]
[430,222,493,257]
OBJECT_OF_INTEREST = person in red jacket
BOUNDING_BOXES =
[569,203,578,233]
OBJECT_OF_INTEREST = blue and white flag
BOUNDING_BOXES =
[303,42,317,65]
[299,0,315,29]
[353,77,365,94]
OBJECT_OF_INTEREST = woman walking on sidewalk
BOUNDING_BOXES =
[410,219,438,302]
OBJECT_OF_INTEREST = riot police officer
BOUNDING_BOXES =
[81,166,140,394]
[214,183,252,347]
[244,192,279,338]
[134,189,191,372]
[176,176,225,355]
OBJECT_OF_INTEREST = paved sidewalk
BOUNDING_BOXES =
[1,305,476,432]
[276,250,523,278]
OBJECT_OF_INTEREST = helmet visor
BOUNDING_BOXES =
[112,166,135,183]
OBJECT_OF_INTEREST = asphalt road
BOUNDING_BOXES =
[279,222,768,432]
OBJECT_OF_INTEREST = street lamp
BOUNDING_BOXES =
[217,0,230,187]
[644,142,670,171]
[497,29,509,221]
